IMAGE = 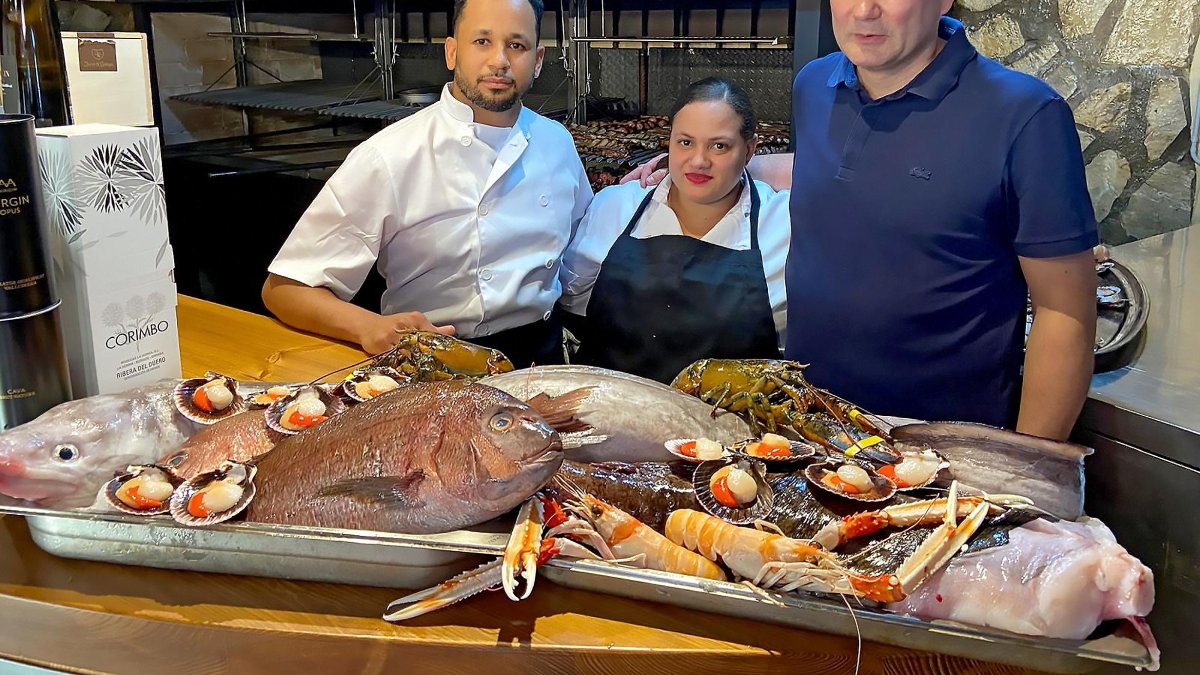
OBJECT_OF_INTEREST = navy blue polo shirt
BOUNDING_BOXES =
[785,16,1097,427]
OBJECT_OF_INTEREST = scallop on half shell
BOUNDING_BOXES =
[169,461,257,527]
[264,385,347,435]
[728,436,819,465]
[342,366,408,403]
[804,460,897,503]
[663,438,730,463]
[692,458,775,525]
[104,464,185,515]
[878,449,950,491]
[173,373,246,424]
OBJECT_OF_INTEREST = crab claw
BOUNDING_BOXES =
[502,497,545,602]
[893,480,990,596]
[384,558,503,622]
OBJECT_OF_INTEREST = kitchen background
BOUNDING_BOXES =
[47,0,1200,313]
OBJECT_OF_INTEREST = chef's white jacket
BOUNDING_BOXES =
[269,84,593,339]
[558,175,791,349]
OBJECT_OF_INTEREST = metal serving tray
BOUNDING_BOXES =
[0,503,504,589]
[0,503,1154,672]
[540,560,1155,674]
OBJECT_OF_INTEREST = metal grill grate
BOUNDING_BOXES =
[316,100,424,121]
[173,80,383,112]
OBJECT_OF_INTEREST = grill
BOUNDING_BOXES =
[173,80,383,112]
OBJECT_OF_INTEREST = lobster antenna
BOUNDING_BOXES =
[304,347,395,387]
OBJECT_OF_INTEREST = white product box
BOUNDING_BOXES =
[58,265,181,396]
[62,32,154,127]
[35,124,169,259]
[35,124,180,395]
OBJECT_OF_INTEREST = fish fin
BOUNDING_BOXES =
[316,470,426,509]
[525,388,594,434]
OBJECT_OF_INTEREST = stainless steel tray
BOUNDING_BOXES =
[0,502,504,589]
[1,503,1154,672]
[541,560,1155,674]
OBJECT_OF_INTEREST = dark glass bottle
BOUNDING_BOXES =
[1,0,72,127]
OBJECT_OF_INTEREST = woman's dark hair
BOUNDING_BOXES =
[668,77,757,142]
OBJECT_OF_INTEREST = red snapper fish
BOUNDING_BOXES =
[246,380,574,534]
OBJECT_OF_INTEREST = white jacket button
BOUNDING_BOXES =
[460,136,472,146]
[480,269,493,281]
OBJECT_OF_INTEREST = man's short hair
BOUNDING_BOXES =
[452,0,545,38]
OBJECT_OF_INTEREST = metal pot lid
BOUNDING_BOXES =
[1024,257,1149,357]
[393,86,441,106]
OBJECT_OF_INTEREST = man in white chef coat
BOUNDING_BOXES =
[262,0,592,367]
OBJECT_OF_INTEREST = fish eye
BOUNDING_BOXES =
[52,444,80,462]
[489,412,514,432]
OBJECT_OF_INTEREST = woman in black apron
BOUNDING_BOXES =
[568,78,780,383]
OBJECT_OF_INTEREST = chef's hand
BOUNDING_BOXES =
[360,312,455,355]
[619,153,668,187]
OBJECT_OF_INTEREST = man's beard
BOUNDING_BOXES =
[454,70,523,113]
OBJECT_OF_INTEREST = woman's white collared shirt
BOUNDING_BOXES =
[559,175,791,349]
[268,83,593,339]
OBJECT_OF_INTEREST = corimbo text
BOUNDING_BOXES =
[106,321,171,349]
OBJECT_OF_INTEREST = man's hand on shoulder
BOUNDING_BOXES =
[359,312,456,354]
[619,153,667,187]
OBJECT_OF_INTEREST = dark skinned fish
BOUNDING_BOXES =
[551,461,1031,577]
[245,381,570,534]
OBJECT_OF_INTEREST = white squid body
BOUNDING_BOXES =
[891,517,1154,640]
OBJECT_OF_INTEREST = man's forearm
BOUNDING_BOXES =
[1017,313,1095,440]
[261,275,376,349]
[746,153,794,190]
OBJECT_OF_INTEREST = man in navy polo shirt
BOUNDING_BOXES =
[750,1,1098,439]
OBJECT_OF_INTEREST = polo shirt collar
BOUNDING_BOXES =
[439,82,534,139]
[826,16,976,102]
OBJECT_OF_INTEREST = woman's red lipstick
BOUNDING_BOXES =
[685,173,712,184]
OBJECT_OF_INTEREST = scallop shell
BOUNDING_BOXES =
[169,461,258,527]
[247,385,296,409]
[729,437,819,465]
[804,460,897,503]
[264,385,347,435]
[173,375,246,424]
[692,458,775,525]
[103,464,185,516]
[342,366,408,403]
[663,438,730,463]
[885,449,951,492]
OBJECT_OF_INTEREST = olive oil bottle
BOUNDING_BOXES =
[1,0,71,127]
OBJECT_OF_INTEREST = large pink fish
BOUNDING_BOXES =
[892,517,1158,666]
[246,380,570,534]
[0,381,201,507]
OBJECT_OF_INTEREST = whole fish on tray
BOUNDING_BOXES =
[159,410,285,479]
[246,380,587,534]
[0,380,202,507]
[891,422,1092,520]
[480,365,752,463]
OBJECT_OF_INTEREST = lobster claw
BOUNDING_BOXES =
[893,480,990,596]
[501,497,545,601]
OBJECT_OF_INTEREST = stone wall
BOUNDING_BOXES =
[953,0,1200,243]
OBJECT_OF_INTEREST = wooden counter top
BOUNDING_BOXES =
[0,296,1049,674]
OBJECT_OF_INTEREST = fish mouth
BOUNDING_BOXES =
[529,438,564,462]
[0,473,80,503]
